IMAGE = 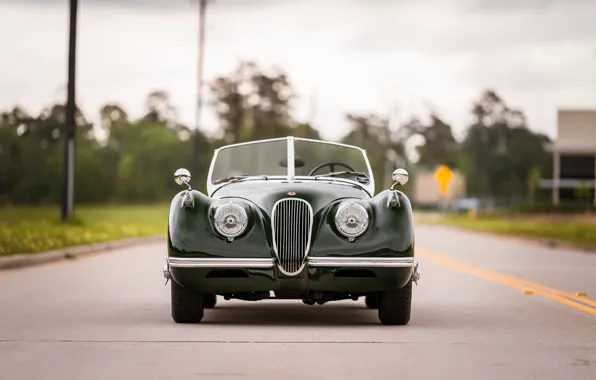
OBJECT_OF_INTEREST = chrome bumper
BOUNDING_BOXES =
[307,257,415,268]
[164,256,419,284]
[167,257,276,268]
[165,256,414,271]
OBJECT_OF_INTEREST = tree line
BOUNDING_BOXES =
[0,60,552,206]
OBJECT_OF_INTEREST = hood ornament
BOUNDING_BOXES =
[288,191,296,196]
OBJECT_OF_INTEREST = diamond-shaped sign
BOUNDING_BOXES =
[434,165,453,195]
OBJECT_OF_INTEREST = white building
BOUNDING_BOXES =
[551,110,596,206]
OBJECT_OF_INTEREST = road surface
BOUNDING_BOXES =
[1,225,595,379]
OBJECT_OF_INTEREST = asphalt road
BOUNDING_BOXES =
[1,225,595,380]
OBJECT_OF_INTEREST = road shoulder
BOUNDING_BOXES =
[0,236,163,271]
[427,224,596,254]
[415,211,596,254]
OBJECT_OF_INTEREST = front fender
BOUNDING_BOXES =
[309,190,414,257]
[369,189,415,252]
[167,190,274,258]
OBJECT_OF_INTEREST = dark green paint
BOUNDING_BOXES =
[167,180,415,295]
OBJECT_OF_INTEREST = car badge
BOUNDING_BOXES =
[288,191,296,196]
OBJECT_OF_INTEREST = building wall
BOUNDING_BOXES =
[553,110,596,206]
[556,110,596,153]
[558,153,595,205]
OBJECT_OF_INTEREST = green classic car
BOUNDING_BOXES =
[163,137,419,325]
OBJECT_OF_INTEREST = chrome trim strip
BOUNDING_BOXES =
[167,257,414,269]
[277,262,308,277]
[287,136,295,182]
[214,137,289,151]
[168,257,275,268]
[308,257,415,268]
[217,137,364,153]
[361,148,375,195]
[293,137,366,152]
[206,148,219,196]
[271,197,314,276]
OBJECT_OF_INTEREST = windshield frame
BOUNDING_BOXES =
[206,137,375,196]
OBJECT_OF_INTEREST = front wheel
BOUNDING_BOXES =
[378,280,412,325]
[171,280,204,323]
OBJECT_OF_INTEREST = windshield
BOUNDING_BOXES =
[208,137,373,193]
[210,139,288,183]
[293,139,370,177]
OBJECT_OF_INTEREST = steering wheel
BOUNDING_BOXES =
[308,161,356,176]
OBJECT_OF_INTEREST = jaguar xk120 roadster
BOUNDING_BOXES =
[163,137,419,325]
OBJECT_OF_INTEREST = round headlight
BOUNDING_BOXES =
[213,202,248,240]
[335,201,369,241]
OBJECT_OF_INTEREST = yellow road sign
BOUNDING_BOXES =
[434,165,453,195]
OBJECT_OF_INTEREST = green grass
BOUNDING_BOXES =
[0,205,169,257]
[423,212,596,249]
[4,205,594,257]
[413,211,447,225]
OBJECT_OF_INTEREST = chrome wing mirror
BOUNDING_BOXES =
[174,168,194,208]
[390,168,409,189]
[174,168,192,190]
[387,168,409,208]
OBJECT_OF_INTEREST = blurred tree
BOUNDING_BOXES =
[459,89,552,201]
[0,91,215,205]
[100,104,128,134]
[527,166,542,204]
[0,63,553,207]
[144,90,177,126]
[0,104,95,204]
[209,61,297,143]
[413,114,459,169]
[342,113,408,190]
[292,122,321,140]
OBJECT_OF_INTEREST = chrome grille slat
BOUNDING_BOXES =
[271,198,313,275]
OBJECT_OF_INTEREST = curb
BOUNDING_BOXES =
[0,235,164,271]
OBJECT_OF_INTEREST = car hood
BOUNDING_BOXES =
[211,180,371,215]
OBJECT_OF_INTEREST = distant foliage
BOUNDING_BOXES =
[0,61,552,205]
[402,90,552,204]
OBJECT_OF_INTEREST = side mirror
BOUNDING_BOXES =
[174,168,191,188]
[391,168,409,188]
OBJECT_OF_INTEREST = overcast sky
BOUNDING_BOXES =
[0,0,595,141]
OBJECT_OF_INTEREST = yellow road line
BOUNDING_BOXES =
[418,250,596,316]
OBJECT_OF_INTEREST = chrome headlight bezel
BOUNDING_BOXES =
[334,201,369,241]
[212,201,249,241]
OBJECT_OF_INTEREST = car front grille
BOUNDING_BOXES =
[271,198,313,275]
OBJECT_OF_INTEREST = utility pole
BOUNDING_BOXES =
[61,0,78,221]
[193,0,208,174]
[195,0,207,131]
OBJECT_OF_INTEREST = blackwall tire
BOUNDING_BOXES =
[378,280,412,325]
[171,280,204,323]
